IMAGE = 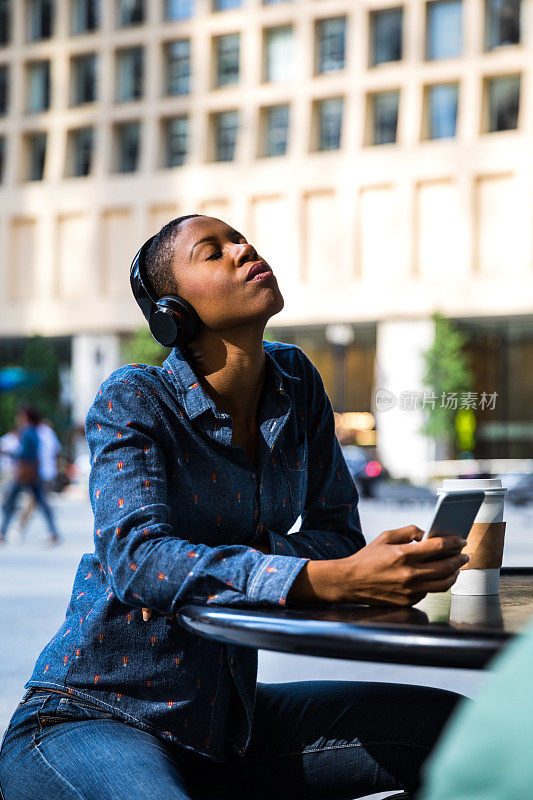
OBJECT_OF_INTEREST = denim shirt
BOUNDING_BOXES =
[26,341,365,761]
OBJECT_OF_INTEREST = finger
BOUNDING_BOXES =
[412,569,462,594]
[409,553,470,582]
[142,608,152,621]
[410,536,467,560]
[382,525,425,544]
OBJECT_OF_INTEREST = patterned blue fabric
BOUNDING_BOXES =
[25,341,365,761]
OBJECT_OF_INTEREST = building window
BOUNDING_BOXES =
[214,0,241,10]
[215,33,240,87]
[27,0,54,41]
[115,121,140,172]
[166,40,190,95]
[264,104,289,156]
[26,132,47,180]
[27,61,51,113]
[316,17,346,73]
[116,48,144,102]
[117,0,144,26]
[426,83,458,138]
[71,0,99,33]
[166,0,192,20]
[317,97,343,150]
[371,8,403,65]
[0,65,8,115]
[214,110,238,161]
[265,26,294,82]
[0,0,11,46]
[371,90,399,144]
[68,126,94,176]
[164,116,188,166]
[71,54,98,105]
[487,75,520,131]
[426,0,462,59]
[486,0,520,49]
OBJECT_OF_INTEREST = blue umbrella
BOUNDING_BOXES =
[0,367,43,392]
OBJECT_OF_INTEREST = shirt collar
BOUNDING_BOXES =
[163,343,299,421]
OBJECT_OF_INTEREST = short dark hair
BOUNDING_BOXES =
[20,405,42,426]
[144,214,202,299]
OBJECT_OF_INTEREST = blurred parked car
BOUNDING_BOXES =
[341,445,383,498]
[506,474,533,505]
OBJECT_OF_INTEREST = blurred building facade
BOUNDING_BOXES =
[0,0,532,480]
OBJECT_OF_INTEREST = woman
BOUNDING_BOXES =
[0,406,60,546]
[0,214,469,800]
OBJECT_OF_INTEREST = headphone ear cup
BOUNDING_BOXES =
[154,296,202,347]
[149,307,180,348]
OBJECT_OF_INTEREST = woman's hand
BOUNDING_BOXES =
[334,525,469,607]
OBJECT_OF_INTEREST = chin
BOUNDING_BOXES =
[266,291,284,318]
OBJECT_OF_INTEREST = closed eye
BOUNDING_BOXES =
[205,236,248,261]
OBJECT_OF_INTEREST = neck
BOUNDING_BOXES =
[186,326,267,428]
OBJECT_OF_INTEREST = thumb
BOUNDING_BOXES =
[142,607,152,622]
[384,525,424,544]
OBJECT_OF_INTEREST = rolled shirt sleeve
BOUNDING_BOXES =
[267,354,366,560]
[86,379,310,612]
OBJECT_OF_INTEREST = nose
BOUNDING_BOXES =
[233,242,258,268]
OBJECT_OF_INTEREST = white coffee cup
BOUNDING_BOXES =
[437,478,506,595]
[449,594,503,628]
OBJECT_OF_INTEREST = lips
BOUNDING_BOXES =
[246,261,272,281]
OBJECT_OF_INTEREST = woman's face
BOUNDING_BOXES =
[171,216,284,332]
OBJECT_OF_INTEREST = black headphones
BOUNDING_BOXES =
[130,234,203,348]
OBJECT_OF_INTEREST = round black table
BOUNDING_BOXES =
[177,567,533,670]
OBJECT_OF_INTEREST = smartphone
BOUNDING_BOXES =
[424,490,485,541]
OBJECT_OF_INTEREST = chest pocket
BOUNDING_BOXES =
[281,442,308,518]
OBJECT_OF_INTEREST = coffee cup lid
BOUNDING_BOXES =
[440,478,506,495]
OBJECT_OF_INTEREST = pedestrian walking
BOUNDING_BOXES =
[0,406,60,546]
[13,418,62,540]
[0,215,467,799]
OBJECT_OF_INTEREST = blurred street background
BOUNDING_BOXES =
[1,3,533,797]
[1,0,533,486]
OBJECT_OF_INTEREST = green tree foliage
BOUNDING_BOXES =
[121,328,170,368]
[0,335,62,437]
[422,313,473,457]
[0,393,17,438]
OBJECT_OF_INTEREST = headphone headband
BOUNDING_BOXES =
[129,235,202,348]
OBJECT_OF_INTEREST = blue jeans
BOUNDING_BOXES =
[0,682,461,799]
[0,481,58,540]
